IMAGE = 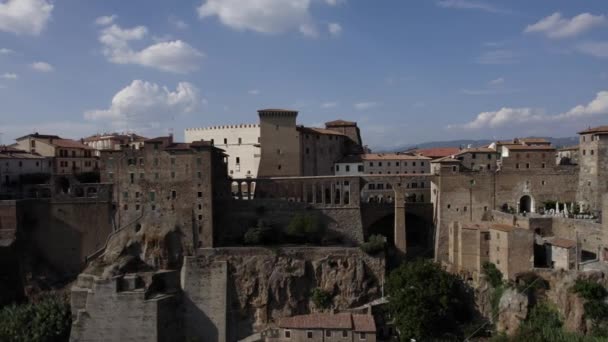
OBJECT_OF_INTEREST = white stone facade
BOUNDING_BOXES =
[185,124,261,179]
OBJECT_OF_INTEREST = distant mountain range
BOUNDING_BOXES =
[385,137,579,153]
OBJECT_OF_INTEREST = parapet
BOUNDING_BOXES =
[185,123,260,131]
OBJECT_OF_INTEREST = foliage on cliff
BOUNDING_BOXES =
[311,288,333,309]
[0,294,71,342]
[286,213,326,243]
[360,234,386,255]
[386,259,473,340]
[571,279,608,333]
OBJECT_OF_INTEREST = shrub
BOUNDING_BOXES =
[311,288,332,309]
[0,294,71,342]
[571,279,608,301]
[361,234,386,254]
[286,214,325,243]
[482,262,503,288]
[243,220,274,245]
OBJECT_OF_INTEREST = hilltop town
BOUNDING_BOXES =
[1,109,608,341]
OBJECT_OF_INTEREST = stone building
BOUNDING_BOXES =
[453,148,499,171]
[185,124,260,179]
[489,224,534,280]
[82,132,147,156]
[432,137,578,263]
[185,110,362,180]
[268,313,376,342]
[557,145,579,165]
[545,237,577,271]
[12,133,98,175]
[99,136,230,264]
[576,126,608,213]
[0,146,50,193]
[448,222,490,281]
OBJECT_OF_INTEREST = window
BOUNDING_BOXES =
[463,206,468,212]
[139,158,144,166]
[326,330,331,337]
[18,161,22,167]
[358,165,363,172]
[378,162,383,166]
[541,163,546,168]
[472,153,476,159]
[149,192,155,201]
[236,157,240,164]
[387,162,391,166]
[336,165,340,171]
[542,180,546,186]
[369,162,374,167]
[197,157,202,165]
[130,173,135,184]
[135,204,140,211]
[307,331,313,339]
[359,332,366,340]
[526,163,530,169]
[171,158,176,165]
[343,331,348,337]
[123,191,129,199]
[516,163,520,169]
[197,171,202,179]
[487,154,492,159]
[171,190,177,199]
[413,162,416,166]
[224,138,227,144]
[171,171,175,179]
[210,139,214,145]
[583,150,586,155]
[277,164,282,170]
[447,204,451,209]
[284,330,291,338]
[487,164,491,170]
[135,192,140,198]
[306,148,310,154]
[123,204,128,211]
[346,165,350,172]
[31,140,36,148]
[198,192,202,198]
[591,150,595,155]
[238,137,242,145]
[277,149,281,155]
[396,162,400,166]
[452,166,457,172]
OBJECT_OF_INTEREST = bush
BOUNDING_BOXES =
[243,220,274,245]
[361,234,386,255]
[386,259,470,340]
[482,262,503,288]
[286,214,325,243]
[311,288,332,309]
[0,294,71,342]
[571,279,608,301]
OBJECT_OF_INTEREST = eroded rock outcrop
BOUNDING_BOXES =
[192,247,385,337]
[496,288,528,336]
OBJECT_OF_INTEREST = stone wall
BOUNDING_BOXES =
[185,247,385,340]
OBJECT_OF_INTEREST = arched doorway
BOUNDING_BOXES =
[519,195,533,213]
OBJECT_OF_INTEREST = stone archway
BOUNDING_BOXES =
[519,195,533,213]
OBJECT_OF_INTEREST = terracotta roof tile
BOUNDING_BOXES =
[578,126,608,135]
[352,314,376,332]
[298,126,346,136]
[278,313,352,329]
[550,238,577,249]
[405,147,462,159]
[505,145,555,151]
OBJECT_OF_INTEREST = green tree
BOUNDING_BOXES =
[386,259,467,340]
[311,288,332,309]
[286,213,325,243]
[0,294,71,342]
[482,262,503,288]
[360,234,386,255]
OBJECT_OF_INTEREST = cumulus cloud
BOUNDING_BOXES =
[98,22,203,73]
[354,101,379,111]
[84,80,202,130]
[198,0,338,37]
[30,61,54,72]
[328,22,342,36]
[0,0,53,35]
[436,0,509,14]
[449,90,608,130]
[95,15,117,26]
[577,41,608,58]
[1,73,18,80]
[525,12,606,39]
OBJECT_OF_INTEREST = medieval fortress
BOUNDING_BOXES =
[1,109,608,341]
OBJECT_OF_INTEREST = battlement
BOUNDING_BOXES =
[185,123,260,131]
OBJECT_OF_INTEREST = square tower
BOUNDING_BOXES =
[257,109,301,177]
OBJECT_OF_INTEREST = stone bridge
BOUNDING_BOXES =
[230,174,436,255]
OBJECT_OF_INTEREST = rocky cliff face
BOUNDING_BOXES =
[196,248,385,336]
[497,288,528,335]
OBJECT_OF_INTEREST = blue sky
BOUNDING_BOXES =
[1,0,608,150]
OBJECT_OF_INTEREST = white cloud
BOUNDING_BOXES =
[558,91,608,119]
[169,16,189,30]
[525,12,606,39]
[30,61,54,72]
[476,50,518,64]
[248,89,260,95]
[198,0,337,37]
[98,23,203,73]
[449,90,608,130]
[436,0,508,14]
[0,48,14,55]
[321,101,338,109]
[577,41,608,58]
[85,80,202,130]
[95,15,117,26]
[328,22,342,36]
[354,101,379,111]
[0,0,53,35]
[488,77,504,85]
[1,73,18,80]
